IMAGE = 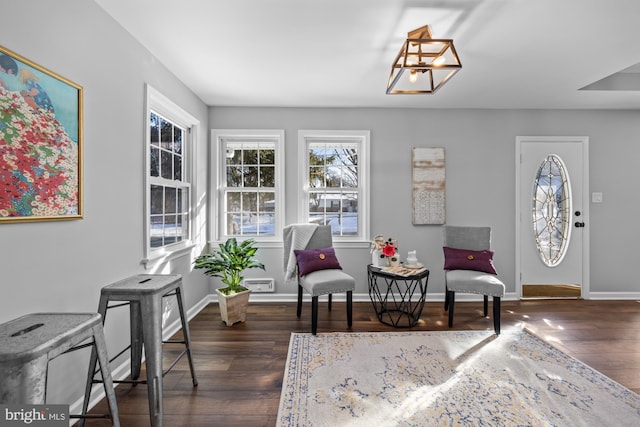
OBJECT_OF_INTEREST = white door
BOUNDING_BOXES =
[516,136,590,298]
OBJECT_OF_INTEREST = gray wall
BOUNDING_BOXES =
[210,107,640,299]
[0,0,210,409]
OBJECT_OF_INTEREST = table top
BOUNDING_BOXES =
[368,264,430,279]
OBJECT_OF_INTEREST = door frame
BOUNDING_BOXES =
[515,136,590,299]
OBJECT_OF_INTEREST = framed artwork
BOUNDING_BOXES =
[412,147,445,224]
[0,45,83,223]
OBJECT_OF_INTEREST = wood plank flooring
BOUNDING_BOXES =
[85,299,640,426]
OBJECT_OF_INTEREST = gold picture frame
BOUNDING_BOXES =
[0,45,83,223]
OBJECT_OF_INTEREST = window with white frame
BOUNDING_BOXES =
[213,130,284,241]
[145,85,198,259]
[298,130,370,243]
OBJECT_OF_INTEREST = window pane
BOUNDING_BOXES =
[259,192,275,212]
[173,154,182,181]
[335,213,358,235]
[227,213,239,235]
[243,149,258,164]
[226,192,241,212]
[532,154,571,267]
[150,215,164,247]
[164,215,177,244]
[150,113,159,146]
[308,214,327,225]
[343,165,358,187]
[174,128,183,154]
[242,192,257,211]
[226,147,241,164]
[150,185,163,215]
[309,167,324,188]
[165,187,177,214]
[260,166,275,187]
[261,149,275,164]
[161,150,172,179]
[226,166,243,187]
[308,192,323,213]
[342,192,358,212]
[179,214,188,239]
[150,147,160,177]
[244,166,259,187]
[309,147,327,165]
[257,213,275,235]
[160,118,172,146]
[326,166,341,187]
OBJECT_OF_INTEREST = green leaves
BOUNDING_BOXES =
[193,238,265,294]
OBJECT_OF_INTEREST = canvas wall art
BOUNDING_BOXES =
[0,45,83,223]
[412,147,445,224]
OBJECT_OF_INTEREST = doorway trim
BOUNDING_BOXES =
[515,136,590,299]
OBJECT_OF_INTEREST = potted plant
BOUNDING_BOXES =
[194,238,265,326]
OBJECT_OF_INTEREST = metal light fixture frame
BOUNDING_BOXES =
[386,25,462,94]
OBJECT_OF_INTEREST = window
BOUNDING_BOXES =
[213,129,284,242]
[532,154,572,267]
[145,85,199,261]
[298,130,370,244]
[149,112,189,248]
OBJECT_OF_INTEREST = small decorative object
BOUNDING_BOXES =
[406,250,418,266]
[194,238,265,326]
[370,235,398,267]
[389,254,401,267]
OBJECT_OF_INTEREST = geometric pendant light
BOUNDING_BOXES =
[386,25,462,94]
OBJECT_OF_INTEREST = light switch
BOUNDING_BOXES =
[592,192,603,203]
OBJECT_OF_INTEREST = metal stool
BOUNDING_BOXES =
[0,312,120,426]
[81,274,197,427]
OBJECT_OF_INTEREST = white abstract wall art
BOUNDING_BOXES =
[412,147,445,224]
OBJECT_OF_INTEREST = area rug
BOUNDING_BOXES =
[277,330,640,426]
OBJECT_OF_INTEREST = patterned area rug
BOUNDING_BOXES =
[277,330,640,426]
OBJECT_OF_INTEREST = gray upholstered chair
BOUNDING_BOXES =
[284,224,354,335]
[443,225,505,334]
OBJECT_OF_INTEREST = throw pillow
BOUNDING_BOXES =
[443,246,497,275]
[294,247,342,276]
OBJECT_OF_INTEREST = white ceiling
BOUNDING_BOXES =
[95,0,640,109]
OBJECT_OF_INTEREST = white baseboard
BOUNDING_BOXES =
[587,291,640,300]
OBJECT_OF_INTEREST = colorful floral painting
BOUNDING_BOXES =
[0,46,82,222]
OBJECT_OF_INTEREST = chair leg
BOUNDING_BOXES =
[328,293,332,312]
[447,290,455,327]
[483,295,489,317]
[444,286,449,311]
[346,291,353,328]
[311,296,319,335]
[296,284,303,318]
[493,297,501,335]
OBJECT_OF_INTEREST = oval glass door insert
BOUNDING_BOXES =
[532,154,572,267]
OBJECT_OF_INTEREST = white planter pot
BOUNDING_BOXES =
[216,287,251,326]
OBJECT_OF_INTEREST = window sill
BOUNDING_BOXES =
[142,242,196,269]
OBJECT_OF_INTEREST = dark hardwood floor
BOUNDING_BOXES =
[85,299,640,426]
